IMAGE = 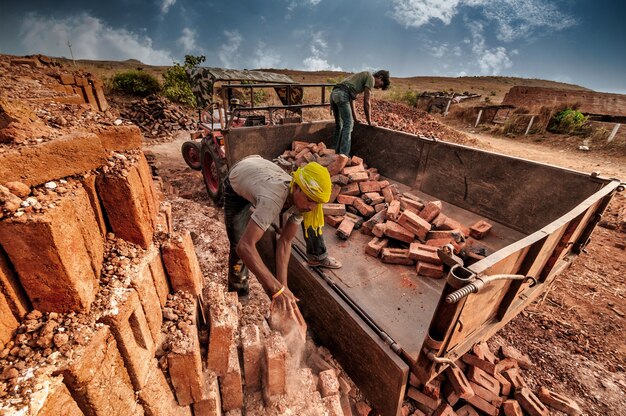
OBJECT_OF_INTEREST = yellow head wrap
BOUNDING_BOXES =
[290,162,332,237]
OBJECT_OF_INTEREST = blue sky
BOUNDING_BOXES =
[0,0,624,94]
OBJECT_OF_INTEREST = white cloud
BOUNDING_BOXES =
[300,31,342,71]
[390,0,464,28]
[469,22,513,74]
[251,42,282,68]
[19,12,173,65]
[218,30,242,68]
[178,28,199,53]
[160,0,176,14]
[429,42,449,58]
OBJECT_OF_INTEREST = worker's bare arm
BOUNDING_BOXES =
[363,88,376,126]
[350,100,360,123]
[275,220,298,287]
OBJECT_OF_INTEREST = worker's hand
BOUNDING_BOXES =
[271,287,299,311]
[369,121,378,127]
[354,118,362,124]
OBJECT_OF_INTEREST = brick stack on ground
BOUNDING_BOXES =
[404,341,583,416]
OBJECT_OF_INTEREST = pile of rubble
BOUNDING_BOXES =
[121,95,195,140]
[279,141,492,275]
[403,342,582,416]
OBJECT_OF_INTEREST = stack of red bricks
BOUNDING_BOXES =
[122,95,194,138]
[54,72,109,112]
[405,342,583,416]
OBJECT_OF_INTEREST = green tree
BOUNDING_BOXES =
[162,55,206,107]
[110,70,161,97]
[549,108,588,135]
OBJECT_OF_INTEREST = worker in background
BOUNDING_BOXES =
[330,70,390,156]
[224,155,340,311]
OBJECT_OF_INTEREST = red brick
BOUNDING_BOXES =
[432,403,456,416]
[0,189,101,313]
[220,344,244,411]
[369,172,381,181]
[348,171,369,182]
[366,237,389,257]
[323,203,347,216]
[161,230,203,296]
[361,208,387,234]
[495,357,519,373]
[340,182,360,196]
[514,388,549,416]
[434,214,469,235]
[241,324,263,391]
[502,367,528,390]
[500,345,532,369]
[427,229,464,242]
[329,184,342,203]
[325,215,345,228]
[92,80,109,112]
[351,155,364,166]
[381,248,414,266]
[132,250,163,343]
[36,376,84,416]
[444,382,460,406]
[359,181,381,193]
[409,243,442,265]
[398,210,431,241]
[374,202,387,212]
[74,76,88,86]
[467,366,500,396]
[494,371,512,395]
[502,400,523,416]
[340,395,353,416]
[416,262,444,278]
[382,185,397,203]
[455,405,479,416]
[337,194,357,205]
[80,173,107,237]
[264,332,288,396]
[424,378,442,400]
[336,218,356,240]
[319,369,340,397]
[62,326,143,415]
[342,164,366,175]
[331,174,349,186]
[139,361,192,416]
[472,341,498,364]
[193,371,222,416]
[469,220,492,239]
[327,155,350,176]
[96,125,142,151]
[59,73,75,84]
[362,192,384,206]
[418,201,442,223]
[399,197,424,213]
[99,290,155,390]
[292,140,309,152]
[355,401,372,416]
[148,254,171,307]
[462,353,497,375]
[82,85,99,111]
[207,284,238,375]
[322,395,344,416]
[0,247,30,319]
[384,221,415,243]
[469,382,502,407]
[372,222,386,238]
[386,200,401,221]
[168,325,204,406]
[445,365,475,400]
[353,198,375,217]
[537,386,582,415]
[466,394,498,416]
[406,387,440,411]
[0,291,18,348]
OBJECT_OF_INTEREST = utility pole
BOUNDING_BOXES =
[67,41,76,67]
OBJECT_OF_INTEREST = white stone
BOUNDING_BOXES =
[44,182,57,190]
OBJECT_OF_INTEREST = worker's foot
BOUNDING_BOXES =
[307,257,342,269]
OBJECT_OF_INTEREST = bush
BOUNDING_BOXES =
[549,108,588,135]
[110,70,161,96]
[162,55,205,107]
[389,88,420,107]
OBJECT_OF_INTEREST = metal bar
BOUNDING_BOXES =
[608,123,621,142]
[321,85,326,104]
[524,115,535,135]
[223,83,335,88]
[229,103,331,111]
[474,109,483,127]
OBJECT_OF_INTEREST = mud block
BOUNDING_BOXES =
[466,394,498,416]
[0,247,30,319]
[241,324,263,392]
[34,376,85,416]
[96,125,142,151]
[331,174,349,186]
[161,230,203,296]
[264,332,288,397]
[416,262,444,278]
[381,248,414,265]
[469,220,492,240]
[432,403,456,416]
[398,210,431,241]
[462,353,497,375]
[455,405,479,416]
[0,291,19,348]
[467,366,500,396]
[80,173,108,237]
[336,218,356,240]
[97,161,156,250]
[168,326,204,406]
[139,362,192,416]
[92,79,109,112]
[207,286,238,376]
[82,85,99,111]
[359,181,381,193]
[131,252,163,343]
[159,201,173,233]
[74,76,88,86]
[419,201,442,223]
[502,400,523,416]
[514,388,549,416]
[537,386,582,415]
[99,290,155,390]
[502,367,528,390]
[220,344,244,411]
[325,215,345,228]
[0,190,101,313]
[353,198,375,217]
[386,200,401,221]
[445,365,475,400]
[340,395,353,416]
[469,382,502,407]
[336,194,358,205]
[193,371,222,416]
[323,203,347,216]
[500,345,532,369]
[149,254,171,307]
[59,73,75,84]
[319,369,340,398]
[329,184,342,203]
[327,155,350,176]
[383,221,415,243]
[340,182,360,196]
[323,395,344,416]
[342,164,366,175]
[366,237,389,258]
[407,387,440,412]
[409,243,442,265]
[62,326,143,416]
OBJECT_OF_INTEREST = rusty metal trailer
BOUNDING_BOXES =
[219,121,623,416]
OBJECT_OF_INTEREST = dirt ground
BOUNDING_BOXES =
[145,117,625,415]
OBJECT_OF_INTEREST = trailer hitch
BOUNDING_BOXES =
[445,265,537,304]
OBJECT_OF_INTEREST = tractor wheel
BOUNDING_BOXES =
[201,143,227,206]
[181,141,202,171]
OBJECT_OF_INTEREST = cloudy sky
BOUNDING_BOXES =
[1,0,624,93]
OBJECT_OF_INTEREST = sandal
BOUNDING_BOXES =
[307,257,342,269]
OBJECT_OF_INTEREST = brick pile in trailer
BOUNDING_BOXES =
[279,141,493,277]
[121,96,195,139]
[403,341,583,416]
